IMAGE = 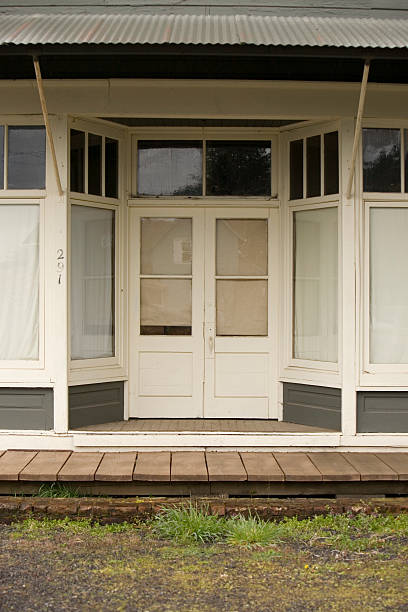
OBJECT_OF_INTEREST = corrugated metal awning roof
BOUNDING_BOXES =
[1,13,408,49]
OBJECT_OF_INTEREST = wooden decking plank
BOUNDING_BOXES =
[95,452,138,482]
[0,450,38,481]
[19,451,71,481]
[344,453,398,481]
[240,452,284,482]
[375,453,408,480]
[273,453,323,481]
[58,452,103,481]
[307,453,361,482]
[171,451,208,482]
[133,452,171,482]
[206,452,247,481]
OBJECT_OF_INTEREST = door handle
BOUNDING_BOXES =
[208,334,214,355]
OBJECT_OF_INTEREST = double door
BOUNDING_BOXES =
[129,207,278,418]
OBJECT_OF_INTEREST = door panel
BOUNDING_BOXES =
[203,209,275,418]
[129,207,278,419]
[129,208,204,418]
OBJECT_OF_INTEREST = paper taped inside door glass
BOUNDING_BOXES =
[140,278,192,327]
[216,279,267,336]
[141,218,192,275]
[216,219,268,276]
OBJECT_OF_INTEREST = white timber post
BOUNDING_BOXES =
[46,114,69,433]
[340,117,358,437]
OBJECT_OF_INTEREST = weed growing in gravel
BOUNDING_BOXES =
[153,505,226,543]
[11,517,137,538]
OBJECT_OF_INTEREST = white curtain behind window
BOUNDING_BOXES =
[293,207,338,362]
[71,205,115,360]
[0,205,39,360]
[370,208,408,363]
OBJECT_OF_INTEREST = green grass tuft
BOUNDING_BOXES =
[225,514,280,548]
[153,505,226,544]
[37,482,82,498]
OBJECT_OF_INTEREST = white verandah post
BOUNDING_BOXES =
[340,117,358,437]
[45,114,69,434]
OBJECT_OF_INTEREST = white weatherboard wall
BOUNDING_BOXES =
[1,79,408,449]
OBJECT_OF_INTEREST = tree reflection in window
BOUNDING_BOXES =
[206,141,271,196]
[363,128,401,192]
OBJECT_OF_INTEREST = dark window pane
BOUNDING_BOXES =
[8,126,46,189]
[363,128,401,192]
[105,137,118,198]
[88,133,102,196]
[0,126,3,189]
[324,131,339,195]
[206,140,271,196]
[70,129,85,193]
[290,139,303,200]
[138,141,202,196]
[306,135,321,198]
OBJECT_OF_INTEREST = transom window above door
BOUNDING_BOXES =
[135,140,272,197]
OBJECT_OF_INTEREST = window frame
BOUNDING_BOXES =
[0,116,46,197]
[361,200,408,386]
[287,123,341,204]
[68,117,124,204]
[0,198,44,370]
[283,201,341,379]
[69,199,122,374]
[129,127,279,204]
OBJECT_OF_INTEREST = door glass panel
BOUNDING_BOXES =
[141,218,192,275]
[137,141,202,196]
[140,279,192,331]
[217,280,267,336]
[216,219,267,276]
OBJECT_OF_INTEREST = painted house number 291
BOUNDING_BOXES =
[57,249,64,284]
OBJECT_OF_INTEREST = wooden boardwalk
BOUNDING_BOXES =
[0,450,408,497]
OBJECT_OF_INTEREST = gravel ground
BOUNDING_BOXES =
[1,524,408,611]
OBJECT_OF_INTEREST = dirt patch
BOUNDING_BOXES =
[1,525,408,611]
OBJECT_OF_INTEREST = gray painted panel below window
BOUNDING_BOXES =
[283,382,341,431]
[69,381,124,428]
[0,388,53,430]
[357,391,408,433]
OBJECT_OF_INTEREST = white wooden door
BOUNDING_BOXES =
[129,208,205,417]
[203,209,277,418]
[129,207,278,418]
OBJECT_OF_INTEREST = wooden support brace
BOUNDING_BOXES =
[33,57,63,197]
[346,60,370,199]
